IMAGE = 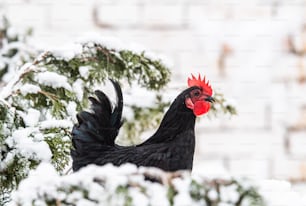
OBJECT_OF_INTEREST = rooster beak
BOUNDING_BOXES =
[204,96,215,103]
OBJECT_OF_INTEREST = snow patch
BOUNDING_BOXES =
[173,178,193,206]
[67,101,77,119]
[259,180,306,206]
[5,128,52,162]
[219,184,239,203]
[19,108,40,127]
[77,35,127,51]
[7,27,18,39]
[72,79,84,101]
[49,43,83,60]
[19,84,41,95]
[40,120,73,129]
[79,66,91,79]
[11,163,59,205]
[207,189,218,201]
[35,71,72,91]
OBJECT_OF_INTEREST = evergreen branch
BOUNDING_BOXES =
[0,51,48,100]
[38,90,59,101]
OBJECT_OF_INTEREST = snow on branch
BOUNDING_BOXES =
[11,163,266,206]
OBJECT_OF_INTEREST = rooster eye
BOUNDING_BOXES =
[193,91,200,97]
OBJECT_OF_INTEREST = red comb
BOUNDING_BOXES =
[188,74,213,96]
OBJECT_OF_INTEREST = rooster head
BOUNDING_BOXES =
[185,74,214,116]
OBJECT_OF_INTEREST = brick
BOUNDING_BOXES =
[177,51,218,77]
[195,131,283,158]
[6,4,46,29]
[288,131,306,157]
[93,0,186,28]
[142,4,185,26]
[272,158,306,180]
[196,99,269,129]
[4,0,29,6]
[229,158,270,179]
[50,2,94,30]
[94,3,140,26]
[131,30,198,52]
[20,0,55,6]
[193,159,230,178]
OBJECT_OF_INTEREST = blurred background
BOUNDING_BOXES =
[1,0,306,193]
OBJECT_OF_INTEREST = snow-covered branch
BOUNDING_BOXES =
[11,163,266,206]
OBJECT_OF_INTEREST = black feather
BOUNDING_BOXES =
[71,79,124,170]
[109,79,123,130]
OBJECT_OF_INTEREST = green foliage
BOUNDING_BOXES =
[0,102,27,204]
[116,185,133,206]
[189,178,265,206]
[118,50,170,90]
[44,130,71,172]
[167,184,178,206]
[209,92,237,118]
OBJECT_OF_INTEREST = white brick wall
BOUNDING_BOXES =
[2,0,306,185]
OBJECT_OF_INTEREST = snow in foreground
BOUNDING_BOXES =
[10,163,306,206]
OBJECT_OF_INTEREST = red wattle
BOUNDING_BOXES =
[193,101,210,116]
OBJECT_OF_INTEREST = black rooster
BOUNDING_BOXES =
[71,74,214,172]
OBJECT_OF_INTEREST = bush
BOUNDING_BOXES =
[11,163,265,206]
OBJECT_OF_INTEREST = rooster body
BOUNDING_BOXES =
[71,75,213,172]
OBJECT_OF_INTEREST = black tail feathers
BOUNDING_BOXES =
[71,79,123,170]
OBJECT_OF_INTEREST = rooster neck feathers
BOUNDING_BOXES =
[142,86,199,144]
